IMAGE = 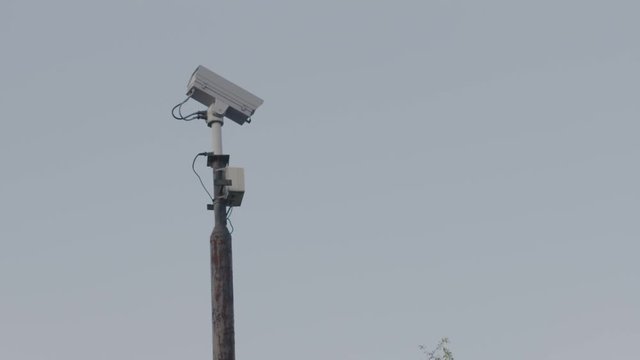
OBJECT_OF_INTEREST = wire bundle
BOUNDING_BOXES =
[172,97,206,121]
[191,152,235,234]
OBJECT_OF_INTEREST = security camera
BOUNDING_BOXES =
[187,65,264,125]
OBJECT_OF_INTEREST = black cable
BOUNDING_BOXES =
[172,97,189,120]
[226,206,234,234]
[192,152,214,202]
[191,151,236,234]
[182,110,206,121]
[173,97,206,121]
[228,218,234,234]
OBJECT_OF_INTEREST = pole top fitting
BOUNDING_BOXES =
[206,101,229,127]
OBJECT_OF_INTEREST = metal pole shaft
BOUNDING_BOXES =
[208,108,235,360]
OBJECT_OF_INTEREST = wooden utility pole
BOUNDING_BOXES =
[207,108,235,360]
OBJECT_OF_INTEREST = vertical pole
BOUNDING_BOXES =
[207,105,235,360]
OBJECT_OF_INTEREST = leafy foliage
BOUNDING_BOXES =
[419,337,454,360]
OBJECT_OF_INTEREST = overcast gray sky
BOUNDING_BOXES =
[1,1,639,359]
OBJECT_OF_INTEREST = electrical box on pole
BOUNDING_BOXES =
[225,167,245,207]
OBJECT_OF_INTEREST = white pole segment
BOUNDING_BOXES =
[207,103,227,154]
[211,121,223,154]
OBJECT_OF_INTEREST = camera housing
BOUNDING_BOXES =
[187,65,264,125]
